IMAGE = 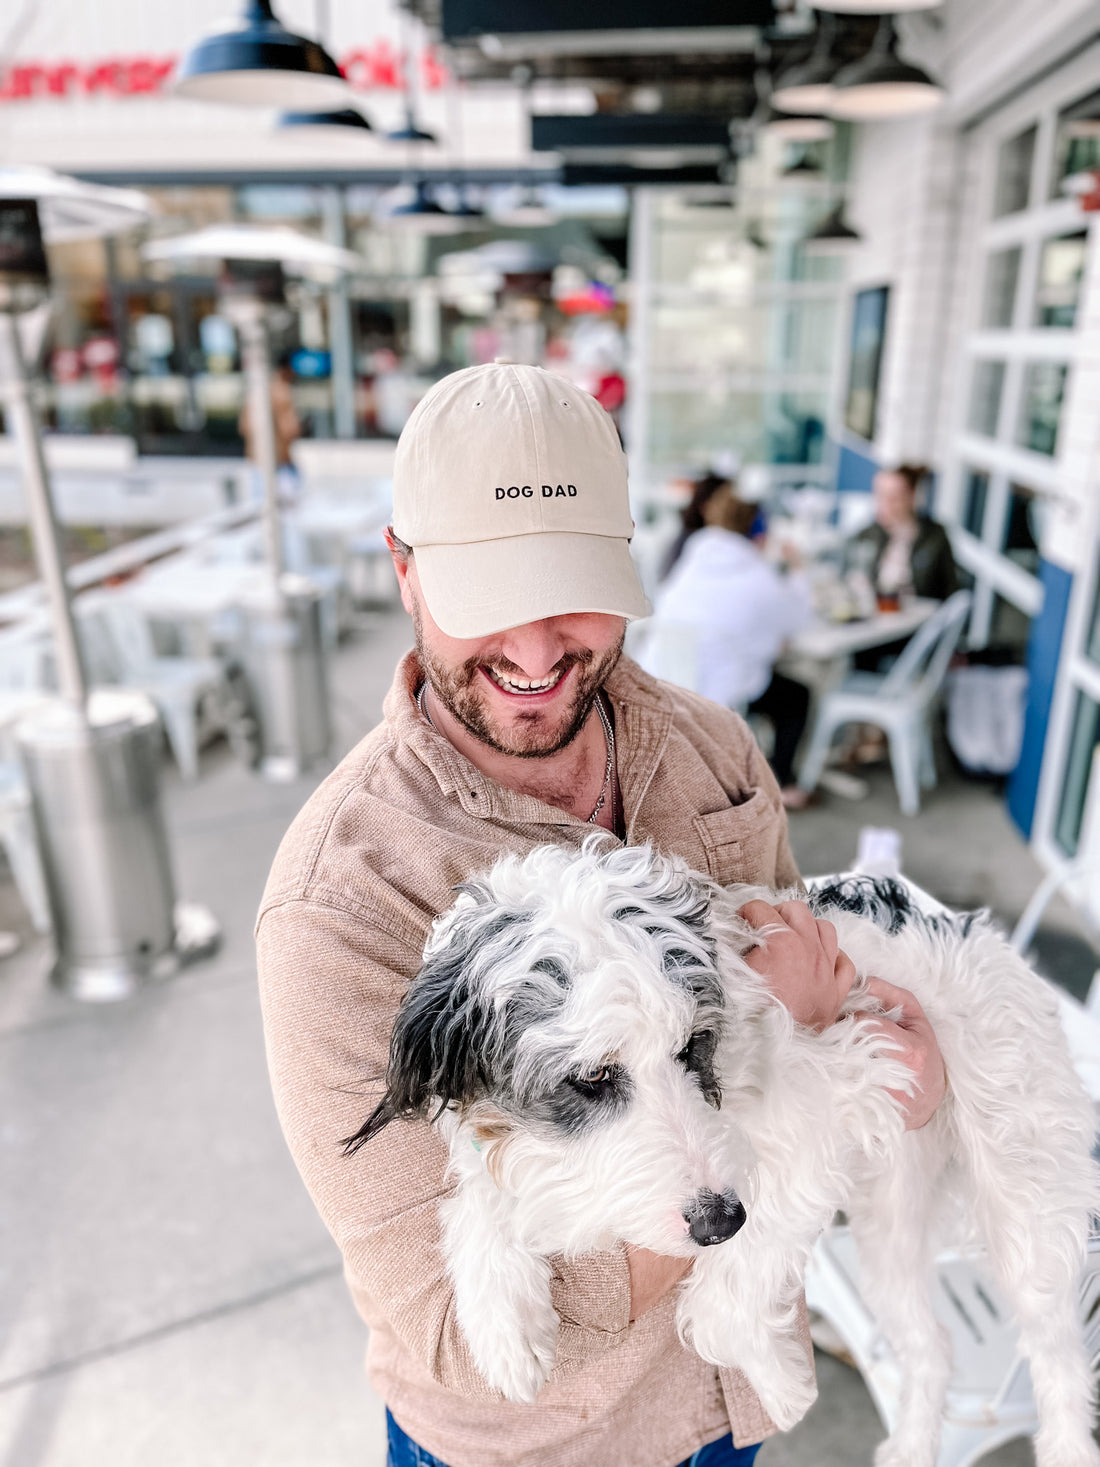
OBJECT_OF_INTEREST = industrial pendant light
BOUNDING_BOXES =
[812,0,941,10]
[802,201,862,252]
[766,108,835,143]
[386,181,465,234]
[387,105,438,144]
[771,13,841,116]
[276,107,373,145]
[829,15,944,119]
[175,0,349,108]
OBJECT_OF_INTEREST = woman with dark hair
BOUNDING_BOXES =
[659,471,732,581]
[847,463,959,605]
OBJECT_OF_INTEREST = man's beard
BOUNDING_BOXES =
[412,604,623,759]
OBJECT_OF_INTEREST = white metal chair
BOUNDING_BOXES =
[77,591,230,781]
[798,590,973,816]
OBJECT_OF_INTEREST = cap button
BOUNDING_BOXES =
[493,356,516,365]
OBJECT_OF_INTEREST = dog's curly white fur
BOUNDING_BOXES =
[347,841,1100,1466]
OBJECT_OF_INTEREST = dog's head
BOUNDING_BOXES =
[344,841,768,1254]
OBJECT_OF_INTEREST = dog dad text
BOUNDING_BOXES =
[495,484,578,499]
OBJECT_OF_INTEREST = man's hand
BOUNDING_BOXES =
[738,901,947,1128]
[858,977,947,1130]
[626,1246,693,1321]
[739,899,856,1030]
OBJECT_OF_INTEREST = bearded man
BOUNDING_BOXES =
[255,362,944,1467]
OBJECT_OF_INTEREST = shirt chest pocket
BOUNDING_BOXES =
[692,790,780,888]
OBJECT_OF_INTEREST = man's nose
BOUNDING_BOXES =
[496,622,569,679]
[683,1190,747,1247]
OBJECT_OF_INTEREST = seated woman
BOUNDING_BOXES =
[848,463,959,606]
[649,484,815,810]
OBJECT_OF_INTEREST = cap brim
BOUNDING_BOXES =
[414,531,651,639]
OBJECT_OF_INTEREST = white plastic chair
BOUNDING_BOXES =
[0,628,54,932]
[806,1222,1100,1467]
[798,590,973,816]
[803,868,1100,1465]
[77,592,230,782]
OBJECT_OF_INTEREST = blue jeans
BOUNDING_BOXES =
[385,1409,760,1467]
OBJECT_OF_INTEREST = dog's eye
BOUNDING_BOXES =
[569,1064,618,1094]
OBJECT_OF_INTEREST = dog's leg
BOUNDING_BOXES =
[848,1131,950,1467]
[678,1222,819,1431]
[440,1179,559,1403]
[953,1121,1100,1467]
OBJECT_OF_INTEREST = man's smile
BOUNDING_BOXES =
[481,664,571,701]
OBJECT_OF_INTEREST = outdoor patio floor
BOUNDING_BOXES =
[0,604,1093,1467]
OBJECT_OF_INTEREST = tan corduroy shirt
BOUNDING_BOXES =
[256,650,810,1467]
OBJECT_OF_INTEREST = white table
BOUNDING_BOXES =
[790,598,939,664]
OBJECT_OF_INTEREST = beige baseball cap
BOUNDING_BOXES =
[392,361,650,638]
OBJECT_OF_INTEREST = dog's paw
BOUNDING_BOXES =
[473,1317,558,1404]
[873,1438,935,1467]
[756,1367,818,1432]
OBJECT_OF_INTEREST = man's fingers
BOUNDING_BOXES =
[833,948,857,1003]
[737,900,784,934]
[864,976,927,1026]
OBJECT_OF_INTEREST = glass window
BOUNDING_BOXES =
[980,247,1021,328]
[1051,90,1100,199]
[1054,691,1100,857]
[989,593,1033,659]
[968,360,1005,436]
[1035,232,1088,327]
[1087,563,1100,666]
[993,125,1037,217]
[1016,362,1068,456]
[1001,484,1043,573]
[962,470,989,537]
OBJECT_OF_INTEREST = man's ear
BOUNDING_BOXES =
[384,527,415,617]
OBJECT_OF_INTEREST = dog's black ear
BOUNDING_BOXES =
[342,901,523,1155]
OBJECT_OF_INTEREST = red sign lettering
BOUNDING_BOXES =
[0,46,445,103]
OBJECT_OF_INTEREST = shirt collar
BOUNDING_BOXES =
[384,647,673,835]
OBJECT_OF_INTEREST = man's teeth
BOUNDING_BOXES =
[488,667,563,694]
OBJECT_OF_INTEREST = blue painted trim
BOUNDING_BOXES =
[1006,557,1073,838]
[836,441,879,496]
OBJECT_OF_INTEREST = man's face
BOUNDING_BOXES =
[396,553,625,759]
[873,472,916,531]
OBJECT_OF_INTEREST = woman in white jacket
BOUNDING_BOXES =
[648,487,815,809]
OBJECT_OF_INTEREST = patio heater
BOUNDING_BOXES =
[0,180,219,1001]
[143,225,362,781]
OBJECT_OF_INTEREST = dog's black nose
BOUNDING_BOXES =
[683,1191,747,1246]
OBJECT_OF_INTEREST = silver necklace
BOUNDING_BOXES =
[416,681,434,728]
[586,694,615,825]
[417,681,614,825]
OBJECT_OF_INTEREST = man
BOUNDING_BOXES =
[256,362,944,1467]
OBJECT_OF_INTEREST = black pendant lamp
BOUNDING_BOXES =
[802,202,862,252]
[387,181,465,234]
[387,104,438,145]
[175,0,349,108]
[829,15,944,119]
[771,13,841,116]
[766,108,835,143]
[276,107,373,144]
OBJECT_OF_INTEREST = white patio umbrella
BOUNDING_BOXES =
[144,224,362,282]
[0,166,153,244]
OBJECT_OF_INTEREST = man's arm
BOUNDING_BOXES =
[738,899,947,1129]
[256,897,634,1398]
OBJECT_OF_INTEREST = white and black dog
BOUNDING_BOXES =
[346,841,1100,1467]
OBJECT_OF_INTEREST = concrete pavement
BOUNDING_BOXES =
[0,607,1088,1467]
